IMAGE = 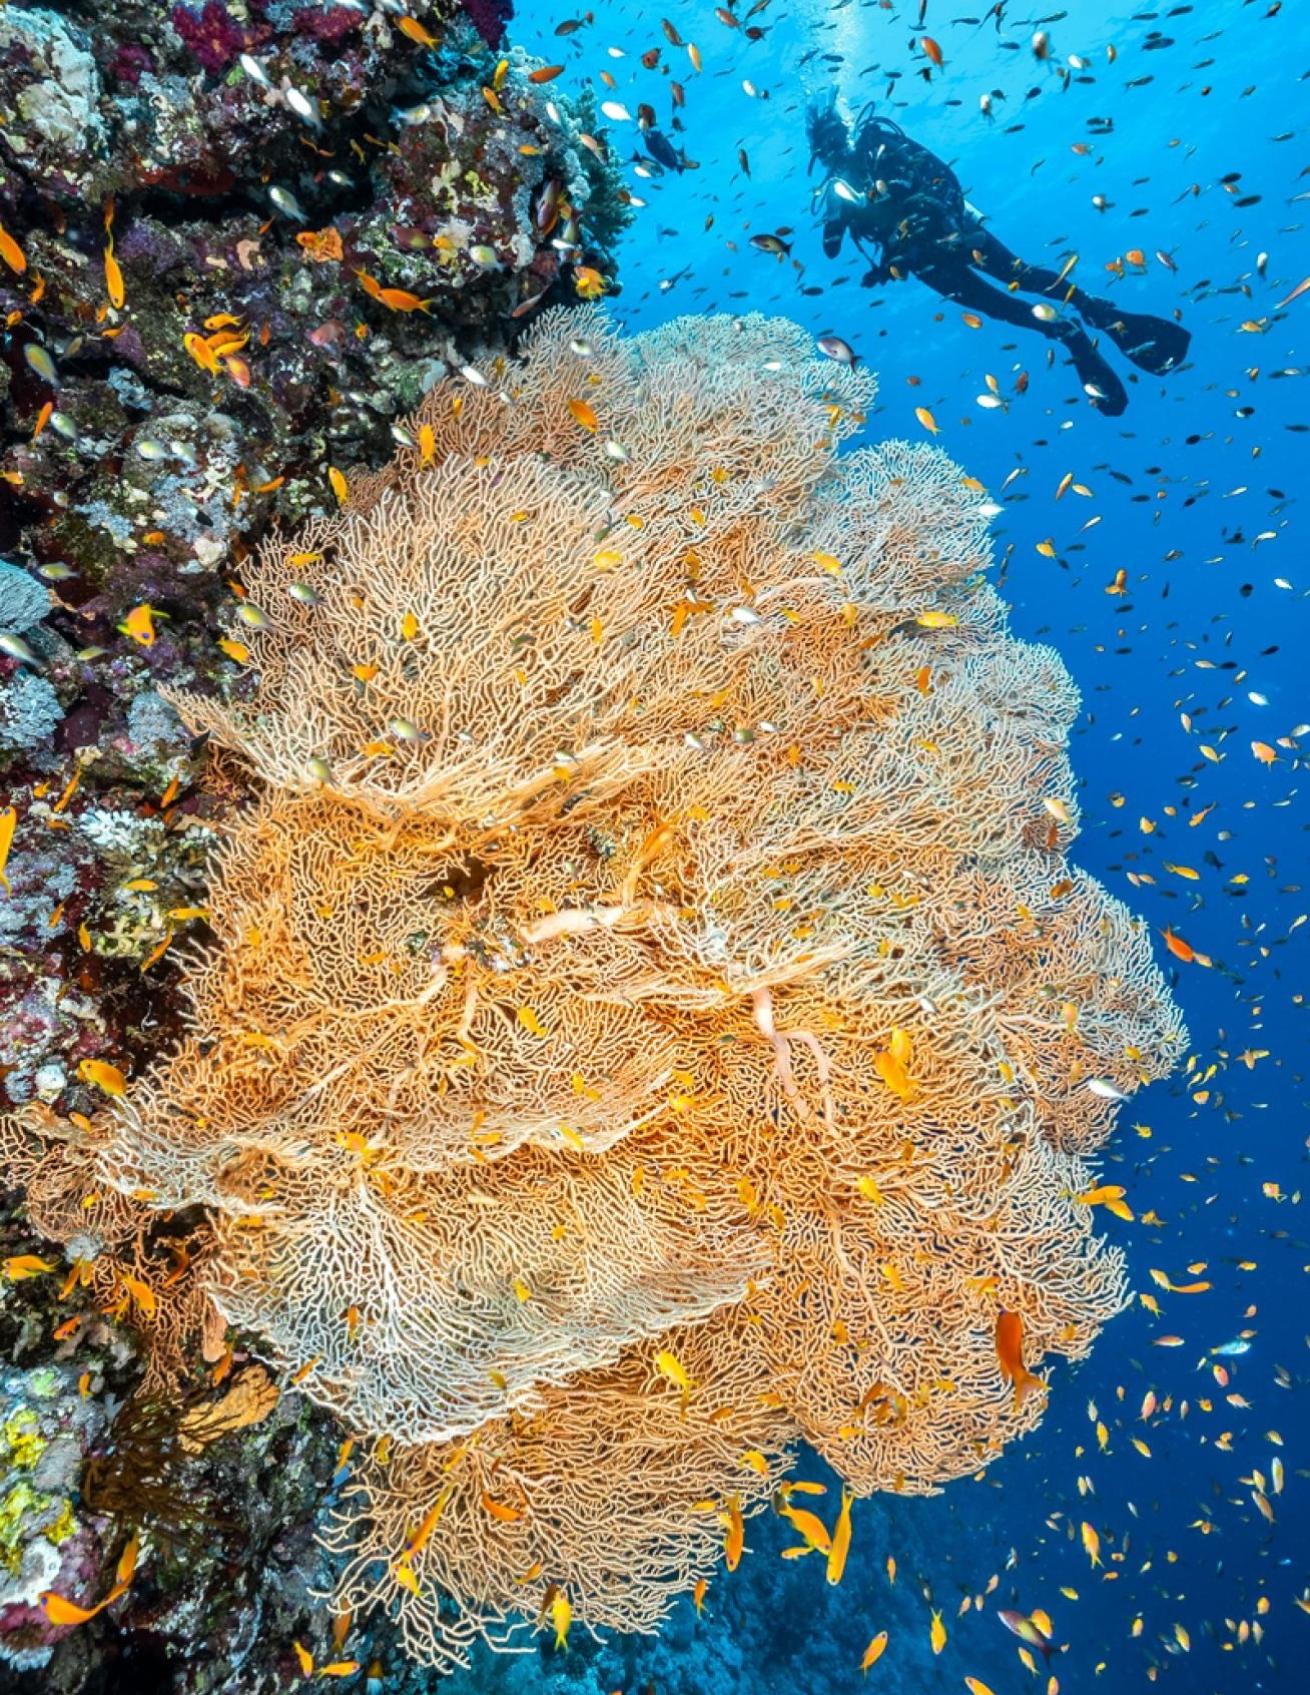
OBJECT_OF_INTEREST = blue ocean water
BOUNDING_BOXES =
[449,2,1308,1691]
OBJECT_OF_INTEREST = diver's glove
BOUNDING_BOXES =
[860,260,891,288]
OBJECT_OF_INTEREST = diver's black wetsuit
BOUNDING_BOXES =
[808,102,1190,415]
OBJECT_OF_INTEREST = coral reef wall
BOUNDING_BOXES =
[0,0,625,1136]
[0,6,633,1683]
[4,307,1185,1674]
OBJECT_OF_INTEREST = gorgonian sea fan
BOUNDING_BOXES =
[7,309,1184,1668]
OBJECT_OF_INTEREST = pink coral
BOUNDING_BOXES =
[170,2,246,74]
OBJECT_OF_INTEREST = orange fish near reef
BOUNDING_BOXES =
[397,15,440,48]
[723,1495,744,1571]
[0,805,15,892]
[826,1487,853,1584]
[995,1310,1046,1409]
[355,269,432,313]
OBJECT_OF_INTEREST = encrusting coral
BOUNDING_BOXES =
[2,306,1185,1669]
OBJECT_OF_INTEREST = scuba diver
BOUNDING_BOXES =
[806,99,1190,415]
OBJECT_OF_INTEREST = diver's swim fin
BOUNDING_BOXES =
[1075,301,1191,374]
[1061,327,1128,416]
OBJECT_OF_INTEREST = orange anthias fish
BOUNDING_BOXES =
[723,1495,744,1571]
[355,269,432,313]
[41,1533,138,1628]
[104,242,125,309]
[77,1057,127,1097]
[119,603,163,647]
[397,15,440,49]
[826,1487,853,1584]
[778,1500,831,1554]
[0,805,16,892]
[0,218,28,274]
[573,265,606,300]
[861,1629,888,1672]
[995,1310,1046,1408]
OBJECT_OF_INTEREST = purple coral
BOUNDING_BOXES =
[171,2,246,74]
[108,41,155,88]
[462,0,513,50]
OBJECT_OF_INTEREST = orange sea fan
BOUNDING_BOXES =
[6,306,1186,1669]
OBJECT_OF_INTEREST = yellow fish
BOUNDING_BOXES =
[655,1349,693,1395]
[826,1488,853,1585]
[567,396,599,433]
[397,15,440,48]
[78,1057,127,1097]
[778,1502,831,1554]
[861,1630,888,1672]
[0,805,15,892]
[874,1049,915,1101]
[930,1609,947,1654]
[1074,1184,1126,1207]
[573,265,607,300]
[104,243,125,309]
[723,1495,744,1571]
[551,1590,571,1650]
[119,603,163,646]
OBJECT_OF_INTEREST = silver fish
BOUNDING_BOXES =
[269,186,307,222]
[285,87,321,127]
[816,334,858,367]
[0,632,41,666]
[1085,1078,1130,1102]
